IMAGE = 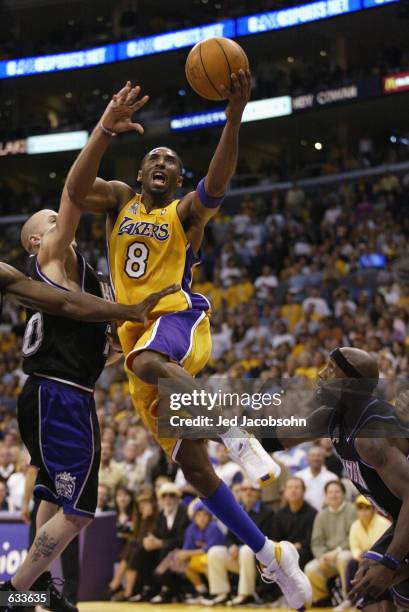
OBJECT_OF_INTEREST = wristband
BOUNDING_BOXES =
[197,178,225,208]
[380,553,401,571]
[100,122,117,137]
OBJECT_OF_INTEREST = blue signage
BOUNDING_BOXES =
[237,0,362,35]
[363,0,398,6]
[0,522,29,581]
[0,45,116,80]
[117,20,235,60]
[0,1,400,80]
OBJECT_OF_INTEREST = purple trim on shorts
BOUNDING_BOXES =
[142,310,205,363]
[181,245,210,311]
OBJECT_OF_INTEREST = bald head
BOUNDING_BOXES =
[21,209,57,253]
[340,347,379,381]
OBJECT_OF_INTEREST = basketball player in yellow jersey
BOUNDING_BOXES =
[63,74,312,608]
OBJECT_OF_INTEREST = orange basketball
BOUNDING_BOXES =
[185,37,249,101]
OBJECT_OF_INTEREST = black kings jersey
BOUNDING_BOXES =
[329,398,409,521]
[22,250,109,390]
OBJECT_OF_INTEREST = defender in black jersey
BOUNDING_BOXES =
[270,347,409,611]
[0,189,178,611]
[0,261,178,611]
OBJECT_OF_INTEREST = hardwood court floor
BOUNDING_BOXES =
[77,604,352,612]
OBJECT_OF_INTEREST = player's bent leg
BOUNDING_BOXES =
[131,350,281,487]
[176,439,311,610]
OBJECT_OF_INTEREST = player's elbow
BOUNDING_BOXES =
[64,186,85,209]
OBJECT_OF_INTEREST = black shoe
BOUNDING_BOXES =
[150,587,174,604]
[128,585,153,602]
[200,592,230,606]
[30,572,78,612]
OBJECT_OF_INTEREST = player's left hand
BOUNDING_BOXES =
[126,284,180,326]
[220,69,251,124]
[349,563,395,604]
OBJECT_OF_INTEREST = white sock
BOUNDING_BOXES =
[256,538,277,566]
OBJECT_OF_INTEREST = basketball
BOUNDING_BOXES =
[185,37,249,101]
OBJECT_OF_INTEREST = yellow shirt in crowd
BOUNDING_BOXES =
[349,513,391,561]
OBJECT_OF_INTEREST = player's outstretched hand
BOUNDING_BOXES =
[100,81,149,135]
[220,69,251,124]
[127,284,181,326]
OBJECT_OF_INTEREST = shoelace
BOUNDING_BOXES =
[256,560,278,584]
[42,576,67,596]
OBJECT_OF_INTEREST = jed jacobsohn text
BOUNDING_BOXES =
[169,390,283,411]
[169,415,307,427]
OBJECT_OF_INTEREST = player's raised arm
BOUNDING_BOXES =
[178,69,251,233]
[1,262,179,322]
[64,82,149,214]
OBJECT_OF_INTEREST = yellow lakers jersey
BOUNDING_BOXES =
[108,194,210,340]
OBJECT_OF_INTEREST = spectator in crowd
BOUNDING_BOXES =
[274,446,308,475]
[271,477,317,570]
[140,482,189,604]
[318,438,344,478]
[132,427,157,482]
[205,478,274,606]
[343,495,391,606]
[114,486,135,549]
[0,481,9,511]
[0,445,15,483]
[96,484,111,514]
[117,440,146,493]
[177,501,225,603]
[295,445,339,510]
[254,265,278,300]
[108,492,158,602]
[302,286,331,318]
[6,450,29,512]
[305,480,356,606]
[279,290,303,332]
[99,441,128,504]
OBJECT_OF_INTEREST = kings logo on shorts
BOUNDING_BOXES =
[55,471,77,500]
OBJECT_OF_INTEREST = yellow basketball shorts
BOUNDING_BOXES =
[123,310,212,459]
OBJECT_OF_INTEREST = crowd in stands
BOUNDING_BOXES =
[0,161,409,607]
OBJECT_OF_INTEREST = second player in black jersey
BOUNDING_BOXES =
[269,346,409,611]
